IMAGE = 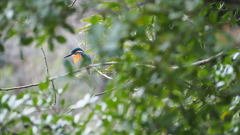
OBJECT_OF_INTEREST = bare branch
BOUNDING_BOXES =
[40,46,57,105]
[171,52,225,69]
[68,0,77,7]
[0,62,118,91]
[94,91,108,96]
[191,52,224,66]
[64,109,73,115]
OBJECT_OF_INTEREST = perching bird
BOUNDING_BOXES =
[64,47,92,74]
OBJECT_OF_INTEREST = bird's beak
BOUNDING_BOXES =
[64,53,72,58]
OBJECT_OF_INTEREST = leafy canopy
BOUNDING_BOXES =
[1,0,240,134]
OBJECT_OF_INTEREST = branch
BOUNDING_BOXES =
[171,52,225,69]
[40,46,57,105]
[191,52,224,66]
[175,100,201,108]
[174,101,208,123]
[135,1,142,12]
[94,91,108,96]
[92,67,113,80]
[0,51,224,92]
[68,0,77,7]
[0,62,118,91]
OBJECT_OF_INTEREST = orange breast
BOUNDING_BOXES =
[73,53,82,65]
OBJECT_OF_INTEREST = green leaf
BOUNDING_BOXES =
[82,14,103,24]
[64,116,73,122]
[75,25,91,32]
[104,64,115,73]
[0,43,4,52]
[63,60,74,76]
[99,2,121,9]
[36,34,48,47]
[143,4,161,14]
[60,99,65,106]
[56,36,66,43]
[39,82,46,91]
[198,69,209,79]
[62,23,75,34]
[62,84,69,93]
[2,103,10,110]
[21,116,32,123]
[20,36,33,45]
[32,97,38,106]
[48,39,54,51]
[38,77,50,91]
[17,92,24,99]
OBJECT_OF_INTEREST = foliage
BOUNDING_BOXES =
[1,0,240,134]
[0,0,75,52]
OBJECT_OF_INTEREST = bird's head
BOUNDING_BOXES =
[64,48,84,58]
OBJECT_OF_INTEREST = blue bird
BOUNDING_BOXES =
[64,48,92,74]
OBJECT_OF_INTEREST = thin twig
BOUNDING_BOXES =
[40,46,57,105]
[64,109,73,115]
[175,100,201,108]
[68,0,77,7]
[171,52,225,69]
[136,2,142,12]
[191,52,224,66]
[92,67,113,80]
[94,79,135,97]
[0,62,118,91]
[94,91,108,96]
[174,101,208,123]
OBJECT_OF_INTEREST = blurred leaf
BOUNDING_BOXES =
[198,69,209,79]
[70,93,91,109]
[21,116,32,123]
[60,99,65,106]
[0,43,4,52]
[36,34,48,47]
[20,36,33,45]
[143,4,161,14]
[64,116,73,122]
[8,95,16,108]
[63,59,74,76]
[20,49,24,60]
[82,14,103,24]
[75,25,91,32]
[62,84,69,93]
[56,36,66,43]
[99,1,121,10]
[48,38,54,51]
[32,97,38,106]
[38,77,50,91]
[12,98,25,109]
[2,103,10,110]
[62,23,75,34]
[22,107,36,115]
[104,64,115,73]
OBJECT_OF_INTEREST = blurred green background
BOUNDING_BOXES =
[1,0,240,134]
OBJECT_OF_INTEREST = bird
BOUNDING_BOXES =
[64,47,92,74]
